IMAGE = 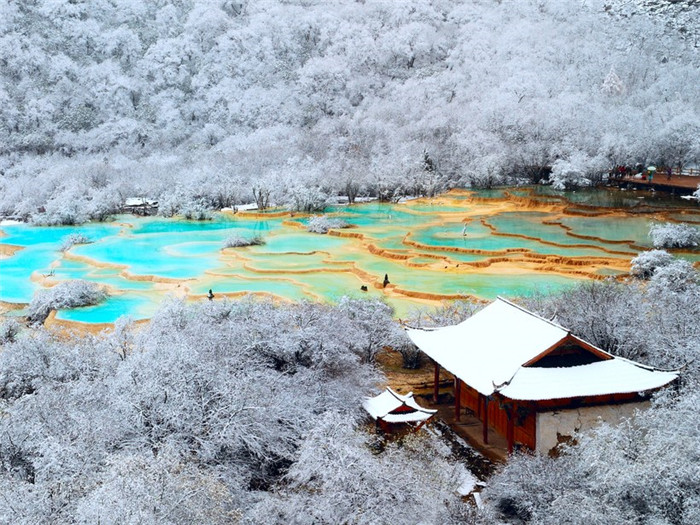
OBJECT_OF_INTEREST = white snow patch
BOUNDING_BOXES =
[457,472,477,496]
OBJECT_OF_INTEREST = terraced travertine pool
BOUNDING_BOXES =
[1,187,698,324]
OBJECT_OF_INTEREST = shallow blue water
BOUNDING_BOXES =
[2,190,697,323]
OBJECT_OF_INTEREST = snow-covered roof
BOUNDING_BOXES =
[406,298,678,401]
[499,359,679,401]
[407,298,569,396]
[363,388,436,424]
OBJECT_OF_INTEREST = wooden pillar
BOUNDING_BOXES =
[506,404,515,455]
[482,396,489,444]
[454,378,462,421]
[433,360,440,403]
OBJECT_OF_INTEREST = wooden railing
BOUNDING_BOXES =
[663,167,700,177]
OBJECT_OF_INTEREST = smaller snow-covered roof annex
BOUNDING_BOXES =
[405,297,678,402]
[363,387,437,424]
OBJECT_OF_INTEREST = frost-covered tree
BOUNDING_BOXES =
[648,258,699,293]
[629,249,674,279]
[649,222,700,249]
[337,297,404,363]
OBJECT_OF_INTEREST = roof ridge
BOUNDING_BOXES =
[386,387,409,403]
[496,296,569,332]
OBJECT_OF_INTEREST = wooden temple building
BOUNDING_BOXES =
[363,387,437,433]
[406,298,678,455]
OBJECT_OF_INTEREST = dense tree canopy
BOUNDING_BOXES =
[0,298,472,523]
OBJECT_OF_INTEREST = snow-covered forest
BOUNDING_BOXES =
[1,0,699,222]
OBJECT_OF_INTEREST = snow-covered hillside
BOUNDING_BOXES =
[0,0,698,222]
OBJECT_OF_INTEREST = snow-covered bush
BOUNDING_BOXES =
[286,184,329,213]
[27,280,107,324]
[157,188,214,220]
[630,249,674,279]
[306,215,350,234]
[649,222,700,249]
[0,319,21,345]
[181,202,212,221]
[59,233,93,252]
[223,234,265,248]
[649,259,699,293]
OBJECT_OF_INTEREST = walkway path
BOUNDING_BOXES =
[614,174,700,193]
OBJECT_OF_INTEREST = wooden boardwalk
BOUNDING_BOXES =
[613,174,700,194]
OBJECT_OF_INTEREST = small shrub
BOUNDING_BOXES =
[0,320,21,344]
[27,280,107,324]
[59,233,93,252]
[224,235,265,248]
[307,215,350,234]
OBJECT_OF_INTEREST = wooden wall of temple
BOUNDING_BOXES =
[459,384,537,450]
[459,382,646,453]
